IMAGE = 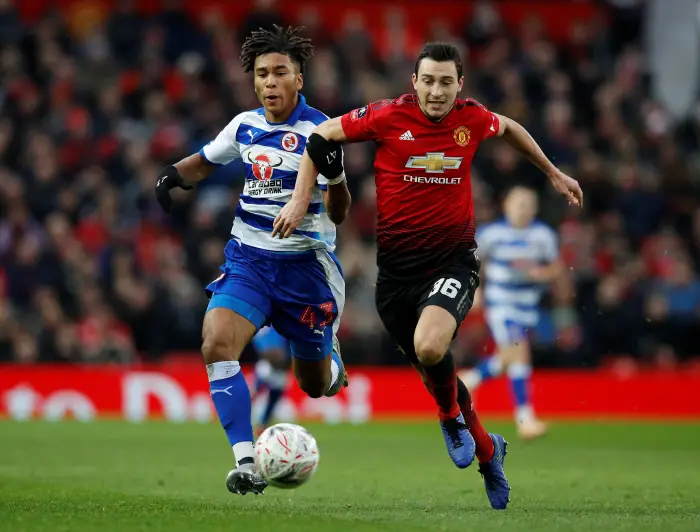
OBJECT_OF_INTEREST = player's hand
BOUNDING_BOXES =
[272,197,308,238]
[155,166,194,214]
[548,169,583,208]
[526,266,552,282]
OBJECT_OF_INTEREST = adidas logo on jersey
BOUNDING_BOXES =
[399,130,415,141]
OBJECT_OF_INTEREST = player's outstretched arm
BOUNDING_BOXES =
[494,114,583,208]
[273,117,349,237]
[156,115,242,214]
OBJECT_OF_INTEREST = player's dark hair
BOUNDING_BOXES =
[415,42,463,78]
[240,25,314,74]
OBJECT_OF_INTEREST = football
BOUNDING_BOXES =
[254,423,320,489]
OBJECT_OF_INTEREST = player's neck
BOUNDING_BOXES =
[418,101,455,123]
[509,220,531,229]
[264,94,299,124]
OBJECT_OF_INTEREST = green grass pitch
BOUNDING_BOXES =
[1,420,699,531]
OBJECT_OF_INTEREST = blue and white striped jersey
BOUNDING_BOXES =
[476,219,559,315]
[200,94,336,253]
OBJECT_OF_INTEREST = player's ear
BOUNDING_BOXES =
[296,73,303,91]
[412,73,418,91]
[458,76,464,92]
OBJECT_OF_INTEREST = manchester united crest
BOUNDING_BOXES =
[453,126,471,147]
[247,152,283,181]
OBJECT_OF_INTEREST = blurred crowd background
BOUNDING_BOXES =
[1,0,699,369]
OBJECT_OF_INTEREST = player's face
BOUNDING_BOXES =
[412,58,464,121]
[504,188,538,227]
[253,53,303,121]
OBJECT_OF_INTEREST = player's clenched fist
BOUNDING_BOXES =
[155,165,194,214]
[272,197,308,238]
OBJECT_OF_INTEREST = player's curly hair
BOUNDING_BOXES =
[240,25,314,74]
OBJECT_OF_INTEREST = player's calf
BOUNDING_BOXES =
[460,355,503,391]
[414,306,460,418]
[456,378,495,463]
[202,305,260,491]
[414,307,474,468]
[291,336,347,398]
[293,357,328,398]
[499,340,547,439]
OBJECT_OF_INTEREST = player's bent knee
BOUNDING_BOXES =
[413,306,456,366]
[293,357,330,398]
[414,336,447,366]
[297,377,326,399]
[201,335,236,364]
[201,308,256,364]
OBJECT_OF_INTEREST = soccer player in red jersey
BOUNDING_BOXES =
[273,42,583,509]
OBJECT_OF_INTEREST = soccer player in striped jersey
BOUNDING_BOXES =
[461,186,563,440]
[155,25,350,496]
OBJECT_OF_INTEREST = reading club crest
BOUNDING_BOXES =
[281,132,299,152]
[453,126,471,147]
[247,152,283,181]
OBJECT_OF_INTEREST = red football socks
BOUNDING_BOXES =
[422,354,461,421]
[457,377,494,463]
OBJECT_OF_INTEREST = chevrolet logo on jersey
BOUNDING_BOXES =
[405,152,463,173]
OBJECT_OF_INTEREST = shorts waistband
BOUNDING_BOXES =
[228,239,321,262]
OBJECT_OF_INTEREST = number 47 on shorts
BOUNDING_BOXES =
[300,302,336,331]
[429,278,462,298]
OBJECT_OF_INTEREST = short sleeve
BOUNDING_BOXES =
[200,115,243,166]
[340,101,388,142]
[465,99,500,142]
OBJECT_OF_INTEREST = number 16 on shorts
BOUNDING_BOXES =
[429,278,462,298]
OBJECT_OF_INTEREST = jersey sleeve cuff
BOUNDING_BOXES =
[484,112,500,139]
[199,147,222,166]
[325,172,346,186]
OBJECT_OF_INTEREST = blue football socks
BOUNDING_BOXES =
[208,361,254,466]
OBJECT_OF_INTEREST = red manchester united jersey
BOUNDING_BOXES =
[341,94,500,279]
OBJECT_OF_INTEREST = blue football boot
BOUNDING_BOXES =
[478,433,510,509]
[325,335,348,397]
[440,413,476,468]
